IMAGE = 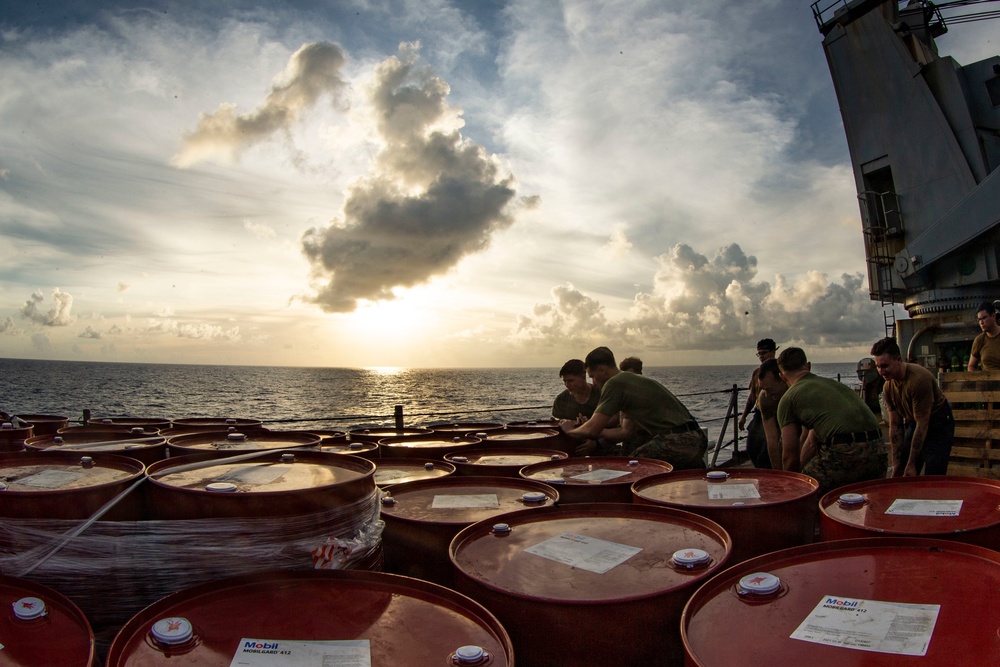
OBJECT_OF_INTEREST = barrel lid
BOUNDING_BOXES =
[445,448,569,468]
[429,422,504,435]
[379,435,482,449]
[0,574,94,665]
[374,458,456,486]
[819,475,1000,536]
[633,468,819,508]
[348,427,433,443]
[26,430,167,452]
[0,451,145,493]
[167,430,320,452]
[379,476,559,524]
[450,503,730,603]
[320,441,379,456]
[520,456,674,486]
[480,429,560,442]
[147,450,374,494]
[682,537,1000,664]
[105,570,513,666]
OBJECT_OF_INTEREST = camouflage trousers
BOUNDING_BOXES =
[628,429,708,470]
[803,438,887,496]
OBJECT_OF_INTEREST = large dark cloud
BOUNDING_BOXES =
[513,242,884,352]
[301,45,518,313]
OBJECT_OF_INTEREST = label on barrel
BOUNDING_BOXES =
[706,481,760,500]
[524,532,642,574]
[790,596,940,656]
[569,469,632,482]
[214,465,290,486]
[431,494,500,509]
[884,499,963,516]
[16,469,86,489]
[230,638,370,666]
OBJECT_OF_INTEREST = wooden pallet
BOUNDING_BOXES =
[939,371,1000,479]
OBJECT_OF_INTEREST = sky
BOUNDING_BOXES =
[1,0,996,369]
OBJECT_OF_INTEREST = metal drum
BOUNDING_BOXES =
[451,503,731,667]
[445,447,568,477]
[374,458,456,487]
[682,537,1000,666]
[14,414,69,436]
[168,417,265,433]
[0,421,32,453]
[0,451,146,521]
[519,456,674,503]
[27,429,168,466]
[378,434,481,460]
[473,427,564,450]
[145,449,375,520]
[507,418,578,454]
[633,469,820,564]
[348,426,432,443]
[819,475,1000,551]
[165,430,320,459]
[320,440,380,460]
[312,429,347,443]
[430,422,504,436]
[380,475,559,586]
[106,570,514,667]
[0,574,95,667]
[80,417,171,431]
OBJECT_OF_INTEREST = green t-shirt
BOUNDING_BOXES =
[594,371,694,435]
[777,373,878,442]
[552,386,601,420]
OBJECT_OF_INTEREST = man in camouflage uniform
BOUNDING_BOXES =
[776,347,886,494]
[560,347,706,469]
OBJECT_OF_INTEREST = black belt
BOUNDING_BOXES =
[663,421,699,435]
[826,429,880,445]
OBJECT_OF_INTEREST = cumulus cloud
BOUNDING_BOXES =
[144,318,241,341]
[172,42,348,167]
[20,288,75,326]
[511,243,883,352]
[301,43,519,313]
[245,220,277,240]
[0,317,13,334]
[78,326,102,339]
[604,225,633,259]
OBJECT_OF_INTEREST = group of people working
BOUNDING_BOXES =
[554,300,997,495]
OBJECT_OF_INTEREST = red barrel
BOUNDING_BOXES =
[374,458,456,487]
[27,429,168,466]
[0,451,146,521]
[473,427,564,450]
[682,537,1000,666]
[445,448,568,477]
[0,574,95,666]
[378,434,481,460]
[519,456,674,503]
[106,570,514,666]
[79,417,171,431]
[165,430,320,458]
[320,440,380,460]
[430,422,504,436]
[14,414,69,436]
[380,475,559,586]
[633,468,819,564]
[0,421,32,452]
[452,503,731,667]
[168,417,265,433]
[348,426,431,443]
[819,475,1000,551]
[145,450,375,520]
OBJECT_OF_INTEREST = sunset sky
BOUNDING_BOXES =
[1,1,995,368]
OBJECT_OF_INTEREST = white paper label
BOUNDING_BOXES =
[790,596,940,656]
[17,469,86,489]
[884,499,962,517]
[230,638,371,666]
[706,482,760,500]
[524,532,641,574]
[569,469,632,482]
[431,494,500,509]
[214,465,290,486]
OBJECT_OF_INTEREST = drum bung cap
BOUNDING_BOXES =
[454,645,487,664]
[206,482,238,493]
[706,471,729,481]
[151,617,194,645]
[521,492,546,503]
[672,548,711,569]
[424,462,435,470]
[452,456,469,463]
[739,572,781,595]
[227,433,247,441]
[13,597,46,621]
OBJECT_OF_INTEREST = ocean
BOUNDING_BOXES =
[1,357,862,452]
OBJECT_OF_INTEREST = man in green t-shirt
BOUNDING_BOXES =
[968,301,1000,370]
[777,347,886,494]
[560,347,706,469]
